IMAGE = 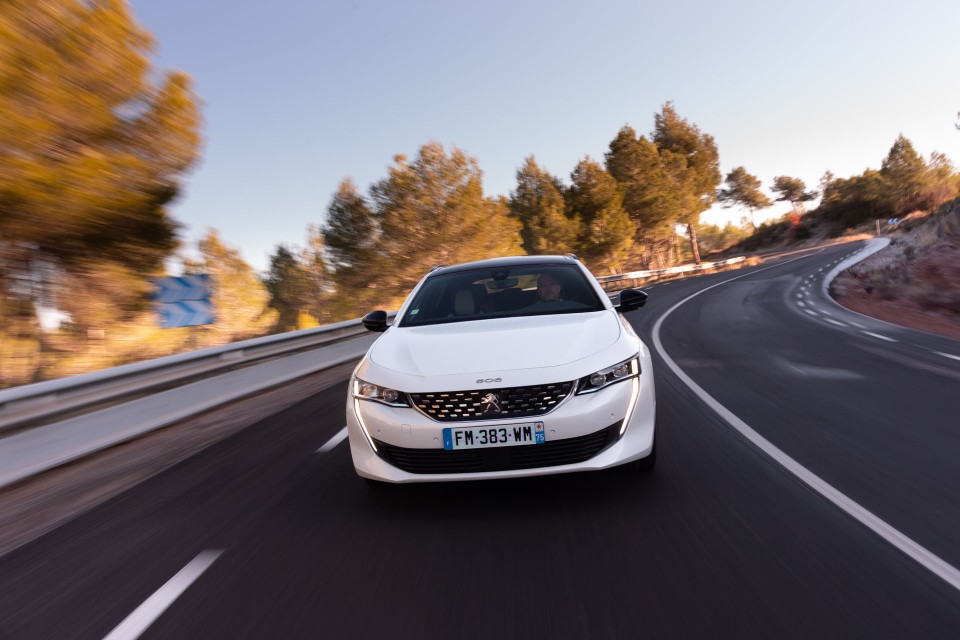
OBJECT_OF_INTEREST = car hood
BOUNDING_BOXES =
[368,311,621,377]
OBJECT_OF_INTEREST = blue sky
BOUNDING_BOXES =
[130,0,960,273]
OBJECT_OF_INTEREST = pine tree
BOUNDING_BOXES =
[605,126,679,266]
[652,103,721,265]
[370,142,523,307]
[567,158,633,273]
[508,156,578,255]
[188,230,275,344]
[301,226,333,324]
[322,179,381,317]
[771,176,818,215]
[717,166,772,230]
[264,245,312,332]
[879,135,928,214]
[0,0,201,340]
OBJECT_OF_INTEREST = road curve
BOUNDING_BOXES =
[1,240,959,639]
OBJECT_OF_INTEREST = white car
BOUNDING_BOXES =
[345,255,656,484]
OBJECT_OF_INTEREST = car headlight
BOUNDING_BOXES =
[575,356,640,394]
[352,376,410,407]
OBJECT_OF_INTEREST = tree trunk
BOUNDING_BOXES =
[687,223,702,265]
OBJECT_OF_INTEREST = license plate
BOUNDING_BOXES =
[442,422,545,450]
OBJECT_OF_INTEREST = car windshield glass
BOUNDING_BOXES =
[399,264,605,326]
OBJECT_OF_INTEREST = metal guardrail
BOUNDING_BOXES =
[1,258,749,434]
[0,255,756,488]
[0,316,381,435]
[595,256,746,289]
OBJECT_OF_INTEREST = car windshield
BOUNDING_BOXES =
[399,264,605,327]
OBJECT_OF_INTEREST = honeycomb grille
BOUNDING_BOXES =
[409,382,574,422]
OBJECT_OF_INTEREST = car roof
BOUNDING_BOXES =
[428,255,581,277]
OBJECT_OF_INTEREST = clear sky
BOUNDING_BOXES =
[129,0,960,273]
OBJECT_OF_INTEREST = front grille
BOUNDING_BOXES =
[409,382,574,422]
[374,421,620,474]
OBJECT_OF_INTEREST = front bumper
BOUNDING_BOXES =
[346,366,656,483]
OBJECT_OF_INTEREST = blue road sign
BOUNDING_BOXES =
[151,275,212,303]
[158,300,215,328]
[152,275,215,328]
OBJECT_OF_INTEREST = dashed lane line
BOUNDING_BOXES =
[862,331,897,342]
[934,351,960,362]
[104,550,223,640]
[317,427,349,453]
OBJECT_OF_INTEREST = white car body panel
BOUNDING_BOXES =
[345,256,656,483]
[369,312,621,377]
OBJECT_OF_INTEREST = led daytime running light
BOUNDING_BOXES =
[576,356,640,395]
[352,377,410,407]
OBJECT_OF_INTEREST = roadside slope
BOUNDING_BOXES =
[830,199,960,341]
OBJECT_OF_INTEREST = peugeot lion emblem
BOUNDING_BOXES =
[480,392,501,415]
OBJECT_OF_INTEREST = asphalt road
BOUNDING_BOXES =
[2,240,960,639]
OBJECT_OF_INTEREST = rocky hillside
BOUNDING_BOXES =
[830,198,960,340]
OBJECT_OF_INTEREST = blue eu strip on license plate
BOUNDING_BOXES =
[443,421,545,450]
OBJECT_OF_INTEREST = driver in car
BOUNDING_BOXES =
[535,273,562,302]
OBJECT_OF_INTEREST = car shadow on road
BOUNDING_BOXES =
[351,465,667,522]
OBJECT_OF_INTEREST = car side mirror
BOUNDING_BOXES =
[617,288,647,313]
[362,310,389,332]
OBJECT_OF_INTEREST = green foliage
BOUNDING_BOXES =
[300,226,333,324]
[816,136,960,231]
[652,103,721,263]
[0,0,201,339]
[737,219,791,251]
[374,143,523,301]
[323,179,378,274]
[326,142,523,315]
[771,176,817,213]
[263,232,333,331]
[880,135,927,213]
[508,156,578,255]
[187,230,276,344]
[717,166,772,229]
[322,180,380,317]
[818,170,888,229]
[605,126,678,236]
[566,158,633,272]
[652,103,721,219]
[697,222,751,255]
[263,245,312,333]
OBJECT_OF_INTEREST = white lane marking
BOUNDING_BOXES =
[862,331,897,342]
[825,318,847,327]
[804,309,818,317]
[317,427,349,453]
[934,351,960,362]
[651,260,960,594]
[798,301,806,307]
[848,321,865,329]
[796,293,803,299]
[104,550,223,640]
